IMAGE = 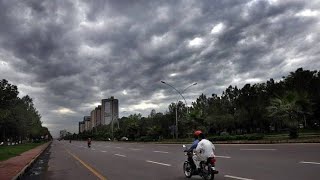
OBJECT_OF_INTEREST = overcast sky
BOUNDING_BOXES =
[1,0,320,137]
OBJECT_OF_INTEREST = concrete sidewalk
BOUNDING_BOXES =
[0,142,51,180]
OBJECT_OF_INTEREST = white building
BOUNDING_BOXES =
[84,116,91,131]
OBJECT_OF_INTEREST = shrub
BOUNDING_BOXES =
[289,127,299,139]
[208,134,264,141]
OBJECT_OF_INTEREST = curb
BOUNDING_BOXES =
[12,141,52,180]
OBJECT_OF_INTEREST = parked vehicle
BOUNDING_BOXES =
[121,137,129,141]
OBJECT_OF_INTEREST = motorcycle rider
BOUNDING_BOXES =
[185,130,202,170]
[87,138,91,148]
[187,130,202,152]
[193,133,215,170]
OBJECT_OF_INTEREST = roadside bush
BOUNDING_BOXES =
[138,136,156,142]
[289,127,299,139]
[208,134,264,141]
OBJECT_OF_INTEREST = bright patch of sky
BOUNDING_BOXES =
[295,9,319,17]
[188,37,204,48]
[211,23,225,34]
[53,107,76,115]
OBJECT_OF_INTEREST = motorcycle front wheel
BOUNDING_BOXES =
[183,161,192,178]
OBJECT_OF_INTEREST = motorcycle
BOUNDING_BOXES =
[182,145,218,180]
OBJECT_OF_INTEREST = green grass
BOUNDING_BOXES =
[0,142,44,161]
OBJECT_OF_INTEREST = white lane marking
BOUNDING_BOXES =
[101,151,107,153]
[157,145,168,148]
[92,148,96,150]
[146,160,171,167]
[153,150,169,154]
[105,146,110,147]
[240,149,276,151]
[225,175,254,180]
[215,155,231,158]
[115,147,122,149]
[114,154,126,157]
[300,161,320,165]
[129,148,141,151]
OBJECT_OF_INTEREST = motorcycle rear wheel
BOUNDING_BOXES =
[202,164,214,180]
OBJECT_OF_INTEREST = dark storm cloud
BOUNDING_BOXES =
[1,0,320,136]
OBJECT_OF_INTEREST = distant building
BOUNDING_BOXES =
[84,116,91,131]
[91,109,96,129]
[101,96,119,125]
[95,105,102,126]
[60,129,67,138]
[79,121,85,133]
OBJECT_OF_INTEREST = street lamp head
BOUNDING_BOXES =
[161,80,166,84]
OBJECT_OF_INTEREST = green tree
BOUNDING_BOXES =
[267,91,312,138]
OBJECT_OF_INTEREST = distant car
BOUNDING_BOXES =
[121,137,128,141]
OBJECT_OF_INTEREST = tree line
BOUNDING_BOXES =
[0,79,52,143]
[71,68,320,141]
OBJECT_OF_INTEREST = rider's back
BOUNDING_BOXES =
[196,139,215,158]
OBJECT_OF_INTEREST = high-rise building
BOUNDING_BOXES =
[91,109,96,129]
[101,96,119,125]
[84,116,91,131]
[79,121,85,133]
[95,105,102,126]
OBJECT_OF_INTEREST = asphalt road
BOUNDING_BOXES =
[41,140,320,180]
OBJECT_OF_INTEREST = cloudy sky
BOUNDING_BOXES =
[1,0,320,137]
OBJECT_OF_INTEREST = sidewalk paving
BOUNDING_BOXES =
[0,142,51,180]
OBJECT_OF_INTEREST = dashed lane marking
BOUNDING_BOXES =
[225,175,254,180]
[215,155,231,158]
[153,150,169,154]
[300,161,320,165]
[114,154,126,157]
[146,160,171,167]
[240,149,276,151]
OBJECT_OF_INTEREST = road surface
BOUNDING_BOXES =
[31,140,320,180]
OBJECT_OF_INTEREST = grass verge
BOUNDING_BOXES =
[0,142,44,161]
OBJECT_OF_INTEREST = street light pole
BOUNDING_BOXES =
[161,81,197,139]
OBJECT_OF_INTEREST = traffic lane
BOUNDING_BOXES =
[111,142,320,180]
[69,141,227,172]
[59,141,237,180]
[64,142,204,180]
[64,141,320,180]
[215,144,320,180]
[66,141,279,180]
[46,141,97,180]
[63,142,204,180]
